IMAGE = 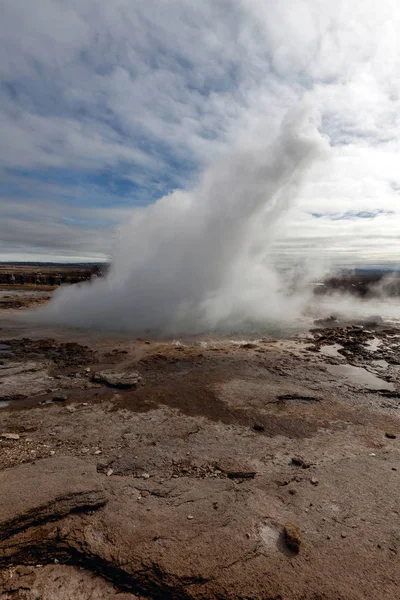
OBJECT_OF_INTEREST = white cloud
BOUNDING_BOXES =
[1,0,400,262]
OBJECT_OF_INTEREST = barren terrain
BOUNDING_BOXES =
[1,287,400,599]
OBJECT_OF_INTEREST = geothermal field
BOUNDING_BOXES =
[1,273,400,599]
[3,0,400,598]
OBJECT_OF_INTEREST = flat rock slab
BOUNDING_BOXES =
[92,369,142,389]
[0,360,52,400]
[0,456,106,541]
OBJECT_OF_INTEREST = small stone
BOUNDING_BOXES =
[385,432,397,439]
[85,368,91,373]
[288,488,297,495]
[141,490,149,497]
[52,395,67,402]
[311,477,319,486]
[1,433,20,440]
[253,423,265,432]
[283,522,301,554]
[291,456,311,469]
[217,458,256,479]
[66,406,75,413]
[392,467,398,471]
[94,450,102,455]
[187,515,194,520]
[141,473,150,479]
[341,532,347,538]
[82,402,88,407]
[106,468,114,477]
[16,567,32,576]
[50,450,55,456]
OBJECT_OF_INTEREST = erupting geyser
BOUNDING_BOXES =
[34,106,328,334]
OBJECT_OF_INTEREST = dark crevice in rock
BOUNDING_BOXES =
[3,544,212,600]
[0,491,106,542]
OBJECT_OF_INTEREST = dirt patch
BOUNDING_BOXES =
[1,308,400,598]
[0,295,50,310]
[4,338,96,368]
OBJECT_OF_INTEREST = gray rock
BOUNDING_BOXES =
[92,370,142,389]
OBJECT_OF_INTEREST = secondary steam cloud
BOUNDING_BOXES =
[35,106,328,334]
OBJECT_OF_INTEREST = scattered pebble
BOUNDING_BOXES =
[385,432,397,439]
[291,456,311,469]
[94,450,102,455]
[52,395,68,402]
[106,468,114,477]
[187,515,194,520]
[311,477,319,486]
[141,473,150,479]
[1,433,20,440]
[253,423,265,432]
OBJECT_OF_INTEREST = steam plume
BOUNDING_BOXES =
[35,106,328,334]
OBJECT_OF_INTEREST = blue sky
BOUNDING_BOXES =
[1,0,400,263]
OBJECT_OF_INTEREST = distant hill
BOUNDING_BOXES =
[0,261,107,267]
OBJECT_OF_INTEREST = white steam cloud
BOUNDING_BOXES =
[35,105,329,334]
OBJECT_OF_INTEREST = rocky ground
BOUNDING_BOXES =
[1,293,400,599]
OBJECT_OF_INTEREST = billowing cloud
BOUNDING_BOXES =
[1,0,400,263]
